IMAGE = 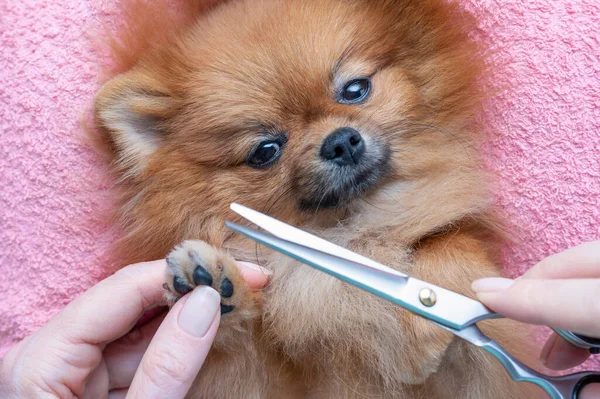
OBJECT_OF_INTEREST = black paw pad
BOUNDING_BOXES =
[173,276,192,295]
[220,304,234,315]
[193,265,213,286]
[220,278,234,298]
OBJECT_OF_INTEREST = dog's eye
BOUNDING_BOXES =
[246,139,284,168]
[339,78,371,104]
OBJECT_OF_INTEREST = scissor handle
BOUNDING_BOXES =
[443,322,600,399]
[554,330,600,355]
[481,335,600,399]
[476,310,600,355]
[571,374,600,399]
[550,371,600,399]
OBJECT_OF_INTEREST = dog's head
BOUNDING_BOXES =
[94,0,485,256]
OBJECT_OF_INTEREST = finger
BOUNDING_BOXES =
[2,261,170,398]
[523,241,600,280]
[105,311,167,390]
[473,278,600,337]
[580,383,600,399]
[109,388,128,399]
[104,261,265,390]
[83,358,109,399]
[538,333,590,370]
[48,260,168,346]
[236,261,271,289]
[127,286,221,398]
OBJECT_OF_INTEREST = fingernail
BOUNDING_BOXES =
[471,277,515,293]
[178,286,220,337]
[237,261,273,276]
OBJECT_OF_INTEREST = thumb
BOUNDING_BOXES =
[471,277,600,338]
[127,286,221,399]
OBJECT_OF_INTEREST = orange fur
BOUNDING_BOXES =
[92,0,544,397]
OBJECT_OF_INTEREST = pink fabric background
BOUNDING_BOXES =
[1,0,598,372]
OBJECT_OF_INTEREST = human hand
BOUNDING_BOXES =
[472,240,600,398]
[0,259,270,398]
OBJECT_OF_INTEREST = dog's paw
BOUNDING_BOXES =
[164,240,259,320]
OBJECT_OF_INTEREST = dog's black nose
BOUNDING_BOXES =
[320,127,365,166]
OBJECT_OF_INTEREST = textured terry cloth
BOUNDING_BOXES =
[0,0,598,373]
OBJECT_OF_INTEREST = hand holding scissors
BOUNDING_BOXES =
[472,241,600,397]
[226,203,600,399]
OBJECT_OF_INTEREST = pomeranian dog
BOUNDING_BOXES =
[93,0,543,397]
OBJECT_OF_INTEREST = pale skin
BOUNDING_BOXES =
[472,240,600,398]
[0,243,598,398]
[0,260,270,398]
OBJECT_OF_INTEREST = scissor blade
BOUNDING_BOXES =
[226,220,408,299]
[226,221,499,330]
[230,203,401,274]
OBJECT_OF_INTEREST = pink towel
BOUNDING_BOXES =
[1,0,598,375]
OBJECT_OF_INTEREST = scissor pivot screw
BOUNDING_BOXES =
[419,288,437,307]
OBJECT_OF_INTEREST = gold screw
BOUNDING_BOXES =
[419,288,437,307]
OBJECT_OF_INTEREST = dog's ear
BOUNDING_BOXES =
[94,70,174,175]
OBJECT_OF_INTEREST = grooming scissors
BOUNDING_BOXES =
[225,203,600,399]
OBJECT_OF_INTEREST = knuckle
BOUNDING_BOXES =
[532,255,559,277]
[112,266,138,283]
[112,265,156,307]
[588,282,600,317]
[514,280,542,319]
[575,281,600,335]
[142,346,189,389]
